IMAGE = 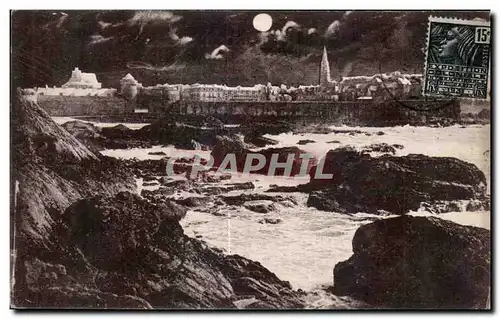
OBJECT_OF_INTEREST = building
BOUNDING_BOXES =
[62,67,102,89]
[181,84,226,102]
[120,73,140,100]
[164,84,182,102]
[224,85,266,101]
[319,46,332,87]
[178,84,267,102]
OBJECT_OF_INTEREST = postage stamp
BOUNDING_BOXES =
[423,16,491,99]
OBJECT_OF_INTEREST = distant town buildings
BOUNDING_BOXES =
[33,51,424,102]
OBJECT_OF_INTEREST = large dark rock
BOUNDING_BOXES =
[59,192,304,309]
[12,93,305,309]
[243,200,278,214]
[220,193,298,206]
[360,143,397,155]
[211,135,315,177]
[61,121,104,152]
[244,134,279,147]
[138,119,228,149]
[200,182,255,196]
[332,216,490,309]
[297,139,316,145]
[12,93,136,248]
[101,124,136,139]
[174,196,213,208]
[12,93,137,307]
[307,148,487,214]
[62,121,151,150]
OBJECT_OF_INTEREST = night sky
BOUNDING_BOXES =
[11,10,489,89]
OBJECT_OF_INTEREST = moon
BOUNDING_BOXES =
[253,13,273,32]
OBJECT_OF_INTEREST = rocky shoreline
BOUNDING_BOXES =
[12,92,491,309]
[12,94,305,309]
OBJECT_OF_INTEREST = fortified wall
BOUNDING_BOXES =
[37,95,133,117]
[147,99,461,126]
[36,92,460,126]
[33,66,460,126]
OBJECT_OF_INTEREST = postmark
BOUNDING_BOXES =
[423,16,491,100]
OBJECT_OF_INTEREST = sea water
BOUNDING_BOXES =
[61,118,489,292]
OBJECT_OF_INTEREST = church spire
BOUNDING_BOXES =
[319,46,331,86]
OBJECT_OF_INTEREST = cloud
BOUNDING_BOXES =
[261,20,301,44]
[127,61,185,71]
[275,30,286,42]
[178,36,193,45]
[282,21,300,33]
[128,11,182,26]
[325,20,341,37]
[42,12,69,30]
[127,11,183,38]
[205,45,229,60]
[308,28,317,35]
[324,11,353,38]
[98,20,113,29]
[169,28,193,45]
[259,20,322,56]
[87,34,114,47]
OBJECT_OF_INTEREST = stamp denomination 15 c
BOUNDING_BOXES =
[423,16,491,100]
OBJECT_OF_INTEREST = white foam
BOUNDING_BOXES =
[103,124,490,293]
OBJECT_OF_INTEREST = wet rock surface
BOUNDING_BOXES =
[244,200,278,214]
[219,193,298,206]
[360,143,398,154]
[62,121,153,150]
[148,151,167,156]
[138,119,229,149]
[61,120,105,152]
[12,94,305,309]
[332,216,490,309]
[297,139,316,145]
[211,135,315,177]
[244,134,279,147]
[57,192,304,309]
[307,147,487,214]
[259,218,282,225]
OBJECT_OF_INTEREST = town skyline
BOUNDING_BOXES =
[35,47,424,103]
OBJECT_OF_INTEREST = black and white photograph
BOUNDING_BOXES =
[10,9,491,310]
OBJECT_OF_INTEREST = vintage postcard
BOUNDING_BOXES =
[10,10,491,310]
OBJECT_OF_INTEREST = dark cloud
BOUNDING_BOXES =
[205,45,230,60]
[11,10,490,88]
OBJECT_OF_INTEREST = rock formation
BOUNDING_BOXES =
[332,216,490,309]
[211,135,316,176]
[307,147,488,214]
[138,119,228,149]
[11,91,305,309]
[62,121,151,150]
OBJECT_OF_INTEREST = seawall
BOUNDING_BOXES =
[37,94,461,126]
[37,95,133,116]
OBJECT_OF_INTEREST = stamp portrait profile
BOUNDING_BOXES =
[423,16,491,100]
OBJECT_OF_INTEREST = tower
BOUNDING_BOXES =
[120,73,138,100]
[319,46,332,87]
